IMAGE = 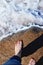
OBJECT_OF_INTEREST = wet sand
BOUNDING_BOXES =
[0,28,43,65]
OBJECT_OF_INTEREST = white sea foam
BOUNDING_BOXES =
[0,0,43,41]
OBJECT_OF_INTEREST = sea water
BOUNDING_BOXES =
[0,0,43,41]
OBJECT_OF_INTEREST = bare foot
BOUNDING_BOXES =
[28,58,36,65]
[15,40,23,58]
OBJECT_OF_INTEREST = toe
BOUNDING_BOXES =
[28,58,36,65]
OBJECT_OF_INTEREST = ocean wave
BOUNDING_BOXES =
[0,0,43,41]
